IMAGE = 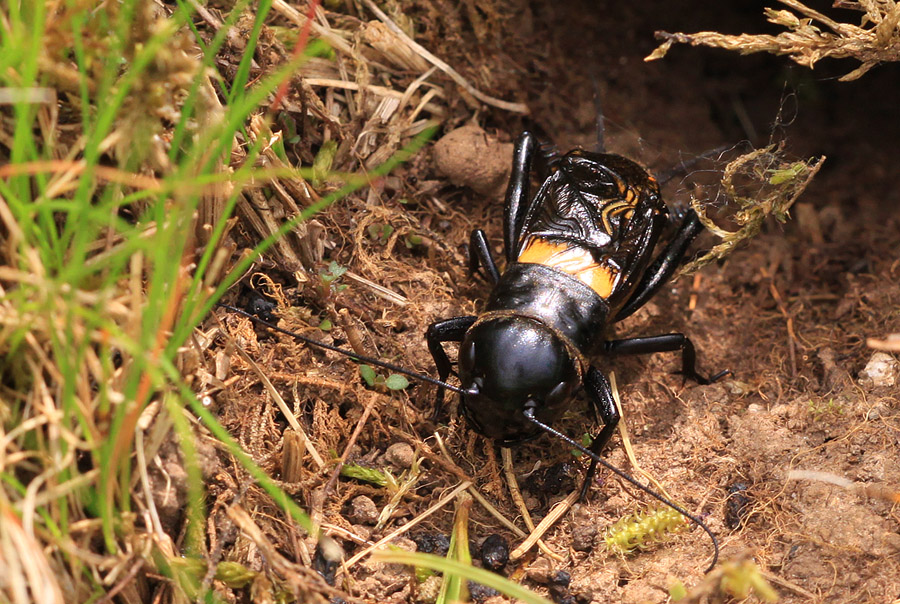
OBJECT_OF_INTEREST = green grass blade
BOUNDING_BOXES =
[374,551,552,604]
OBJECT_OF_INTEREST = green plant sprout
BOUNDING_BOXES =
[368,223,395,244]
[359,364,410,390]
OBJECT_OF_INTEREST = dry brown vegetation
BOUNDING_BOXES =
[649,0,900,81]
[2,1,899,604]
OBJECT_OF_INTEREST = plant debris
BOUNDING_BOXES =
[648,0,900,81]
[680,145,825,274]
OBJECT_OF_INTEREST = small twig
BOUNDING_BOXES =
[501,447,534,531]
[787,470,900,503]
[304,77,446,112]
[688,273,701,312]
[762,268,799,380]
[271,0,354,56]
[867,334,900,352]
[321,523,376,547]
[395,432,471,482]
[397,66,439,113]
[336,308,369,357]
[358,0,529,114]
[268,372,356,396]
[135,428,166,542]
[184,0,249,56]
[94,558,145,604]
[760,569,818,600]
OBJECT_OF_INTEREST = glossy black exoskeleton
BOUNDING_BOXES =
[426,131,728,494]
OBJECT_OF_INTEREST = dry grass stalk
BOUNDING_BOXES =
[648,0,900,81]
[433,433,526,538]
[509,491,579,561]
[788,470,900,503]
[341,480,472,570]
[361,21,431,72]
[608,372,675,499]
[867,333,900,351]
[500,448,564,561]
[357,0,529,114]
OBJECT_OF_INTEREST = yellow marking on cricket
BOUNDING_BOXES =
[599,200,636,234]
[518,238,619,298]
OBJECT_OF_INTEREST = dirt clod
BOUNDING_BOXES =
[526,557,553,583]
[432,124,513,198]
[412,533,450,556]
[148,438,189,535]
[570,506,597,551]
[348,495,379,525]
[526,461,579,498]
[414,575,441,604]
[620,581,668,604]
[724,482,751,530]
[550,570,571,587]
[384,442,415,469]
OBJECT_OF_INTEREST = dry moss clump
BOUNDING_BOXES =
[680,145,825,275]
[648,0,900,81]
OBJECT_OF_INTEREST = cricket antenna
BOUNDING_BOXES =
[215,303,468,395]
[523,407,719,573]
[656,144,732,186]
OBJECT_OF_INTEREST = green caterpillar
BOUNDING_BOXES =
[604,507,689,553]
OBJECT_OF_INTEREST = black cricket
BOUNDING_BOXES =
[427,131,728,493]
[217,130,730,571]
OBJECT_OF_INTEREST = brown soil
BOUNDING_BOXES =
[208,1,900,603]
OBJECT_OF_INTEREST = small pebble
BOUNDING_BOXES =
[550,584,574,603]
[525,557,552,583]
[480,534,510,571]
[866,404,889,420]
[351,524,372,541]
[412,533,450,557]
[535,462,578,495]
[883,532,900,552]
[392,537,417,552]
[384,442,415,469]
[571,584,594,604]
[348,495,379,525]
[859,352,899,389]
[467,581,501,602]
